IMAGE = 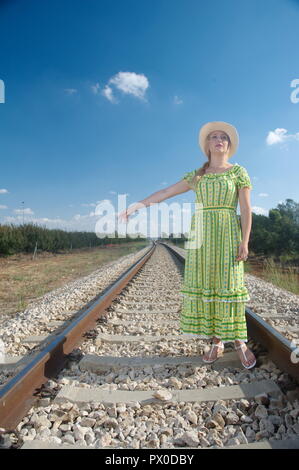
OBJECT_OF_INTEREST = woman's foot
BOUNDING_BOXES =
[202,339,224,364]
[234,341,256,369]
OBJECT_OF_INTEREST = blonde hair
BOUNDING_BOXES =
[189,131,231,189]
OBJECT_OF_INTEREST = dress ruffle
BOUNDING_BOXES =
[201,164,238,179]
[180,286,250,303]
[181,333,248,344]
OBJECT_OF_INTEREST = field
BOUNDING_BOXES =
[0,242,148,318]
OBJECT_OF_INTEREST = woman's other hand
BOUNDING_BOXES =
[236,241,248,261]
[118,205,138,223]
[118,209,130,223]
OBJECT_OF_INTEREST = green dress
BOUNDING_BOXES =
[180,163,253,343]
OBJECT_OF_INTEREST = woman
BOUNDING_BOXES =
[118,121,256,369]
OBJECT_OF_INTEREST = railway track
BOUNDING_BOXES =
[0,242,299,449]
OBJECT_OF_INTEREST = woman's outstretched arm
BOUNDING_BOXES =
[118,179,191,223]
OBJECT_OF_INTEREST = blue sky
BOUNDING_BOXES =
[0,0,299,237]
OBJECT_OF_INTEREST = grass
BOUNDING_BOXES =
[260,257,299,296]
[17,295,28,312]
[0,241,149,318]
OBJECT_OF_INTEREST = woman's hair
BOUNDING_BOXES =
[189,131,231,190]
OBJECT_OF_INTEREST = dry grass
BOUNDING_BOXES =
[261,258,299,296]
[0,242,148,318]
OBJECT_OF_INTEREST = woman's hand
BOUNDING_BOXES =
[236,241,249,262]
[118,205,137,223]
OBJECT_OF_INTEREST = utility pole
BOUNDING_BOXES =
[33,241,38,259]
[21,201,24,225]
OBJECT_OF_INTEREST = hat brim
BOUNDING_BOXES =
[198,121,239,159]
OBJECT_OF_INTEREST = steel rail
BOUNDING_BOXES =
[0,242,156,430]
[161,241,299,384]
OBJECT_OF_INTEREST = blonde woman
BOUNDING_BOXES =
[118,121,256,369]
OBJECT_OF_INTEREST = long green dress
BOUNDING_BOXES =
[180,163,253,343]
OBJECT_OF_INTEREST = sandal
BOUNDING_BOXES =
[202,342,224,364]
[235,342,256,369]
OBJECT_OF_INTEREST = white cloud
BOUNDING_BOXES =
[252,206,268,215]
[4,215,64,225]
[101,85,117,103]
[266,128,299,145]
[91,83,100,94]
[64,88,78,95]
[108,71,149,102]
[74,209,116,221]
[0,189,8,194]
[2,212,117,233]
[258,193,269,197]
[14,207,34,215]
[174,95,183,105]
[0,205,7,209]
[80,203,97,207]
[96,199,112,205]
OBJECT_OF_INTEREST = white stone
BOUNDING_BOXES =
[62,434,76,445]
[153,390,173,401]
[59,424,72,432]
[80,417,96,428]
[235,429,248,444]
[39,428,52,440]
[225,412,239,425]
[227,437,240,446]
[94,432,112,448]
[254,404,268,419]
[181,431,199,446]
[185,410,198,425]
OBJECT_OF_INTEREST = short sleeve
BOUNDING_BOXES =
[182,169,197,191]
[236,166,253,190]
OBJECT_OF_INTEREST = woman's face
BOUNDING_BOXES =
[207,130,230,155]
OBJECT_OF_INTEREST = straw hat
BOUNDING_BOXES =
[198,121,239,159]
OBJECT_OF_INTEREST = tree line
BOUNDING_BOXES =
[0,223,146,256]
